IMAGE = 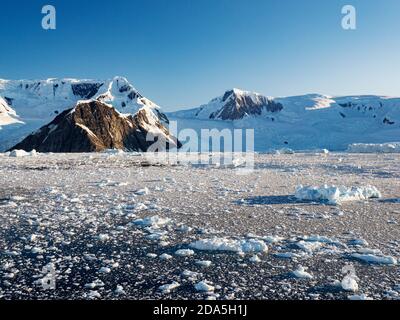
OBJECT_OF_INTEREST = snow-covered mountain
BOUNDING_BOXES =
[10,100,180,153]
[169,90,400,151]
[173,88,283,121]
[0,77,169,151]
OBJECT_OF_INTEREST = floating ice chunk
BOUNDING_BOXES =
[31,247,44,254]
[115,285,126,295]
[8,149,38,157]
[181,270,200,279]
[175,249,195,257]
[274,252,303,259]
[348,239,369,247]
[295,240,323,253]
[292,266,313,279]
[97,234,110,242]
[133,216,171,228]
[160,253,173,260]
[195,260,212,267]
[103,149,125,155]
[195,281,215,292]
[348,142,400,154]
[190,238,268,254]
[99,267,111,274]
[146,253,158,258]
[176,225,193,233]
[158,281,180,294]
[29,234,38,242]
[132,203,148,212]
[249,255,262,263]
[84,279,105,289]
[295,185,382,205]
[275,148,295,155]
[9,150,30,157]
[348,294,373,300]
[134,187,150,196]
[350,253,397,265]
[86,291,101,299]
[341,276,359,292]
[262,235,285,244]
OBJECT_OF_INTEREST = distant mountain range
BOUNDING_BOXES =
[1,77,399,152]
[168,89,400,151]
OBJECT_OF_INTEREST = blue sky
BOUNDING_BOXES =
[1,0,399,110]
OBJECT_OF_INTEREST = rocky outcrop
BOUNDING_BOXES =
[9,100,180,153]
[210,89,283,120]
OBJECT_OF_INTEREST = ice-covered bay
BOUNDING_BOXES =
[0,152,399,300]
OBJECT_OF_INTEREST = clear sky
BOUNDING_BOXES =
[1,0,399,110]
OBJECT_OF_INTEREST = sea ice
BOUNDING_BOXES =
[295,185,382,205]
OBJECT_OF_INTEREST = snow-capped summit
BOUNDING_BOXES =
[0,76,167,121]
[171,89,283,121]
[0,77,170,151]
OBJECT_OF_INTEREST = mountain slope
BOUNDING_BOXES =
[168,90,400,151]
[0,77,169,151]
[0,96,22,127]
[10,100,179,153]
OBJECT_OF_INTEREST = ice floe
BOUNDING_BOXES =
[9,149,37,157]
[292,266,313,279]
[350,252,397,265]
[190,238,268,254]
[195,281,215,292]
[295,185,382,205]
[175,249,195,257]
[133,216,171,228]
[348,142,400,153]
[158,281,181,294]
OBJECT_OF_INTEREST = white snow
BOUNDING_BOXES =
[295,185,382,205]
[190,237,268,254]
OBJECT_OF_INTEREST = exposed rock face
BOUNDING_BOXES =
[210,89,283,120]
[9,101,180,153]
[71,83,104,99]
